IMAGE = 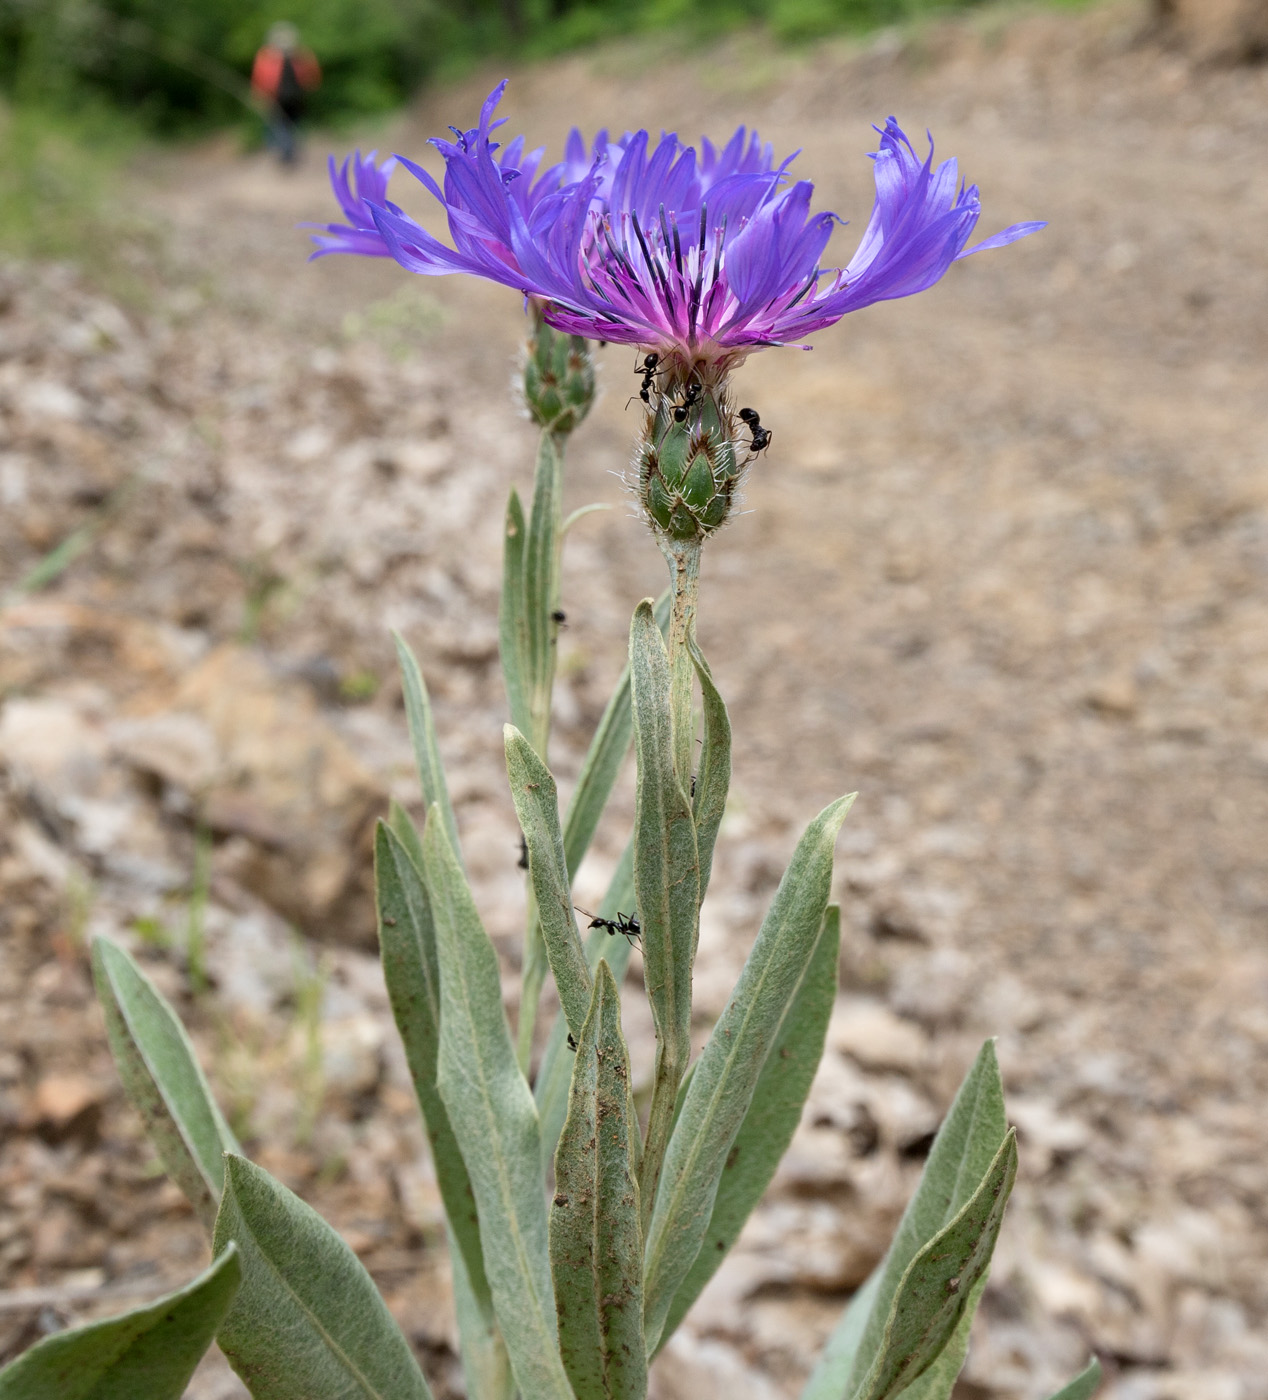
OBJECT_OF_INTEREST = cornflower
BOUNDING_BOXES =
[314,82,1042,541]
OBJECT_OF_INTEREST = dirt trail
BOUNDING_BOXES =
[2,3,1267,1397]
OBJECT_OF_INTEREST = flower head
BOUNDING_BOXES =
[313,83,1043,373]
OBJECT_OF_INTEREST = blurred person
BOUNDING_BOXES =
[251,22,321,166]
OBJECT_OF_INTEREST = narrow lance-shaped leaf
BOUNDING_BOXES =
[374,822,494,1323]
[1043,1359,1102,1400]
[394,631,461,859]
[213,1155,432,1400]
[852,1130,1019,1400]
[643,794,855,1353]
[686,633,731,906]
[658,905,842,1348]
[450,1222,515,1400]
[536,836,638,1171]
[422,805,575,1400]
[550,962,646,1400]
[561,589,671,880]
[630,598,701,1223]
[840,1040,1008,1395]
[91,937,239,1230]
[505,725,593,1040]
[0,1245,240,1400]
[877,1275,986,1400]
[500,487,533,741]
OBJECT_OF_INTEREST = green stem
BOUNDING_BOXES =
[516,428,568,1074]
[526,430,566,758]
[638,537,702,1226]
[640,1040,687,1237]
[660,537,702,790]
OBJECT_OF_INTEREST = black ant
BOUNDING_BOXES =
[635,352,659,404]
[551,609,567,627]
[567,1033,578,1052]
[517,833,529,870]
[672,380,702,424]
[574,907,641,946]
[738,407,772,454]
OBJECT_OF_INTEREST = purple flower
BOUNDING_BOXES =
[313,84,1043,367]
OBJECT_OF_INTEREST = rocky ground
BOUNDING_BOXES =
[2,2,1267,1397]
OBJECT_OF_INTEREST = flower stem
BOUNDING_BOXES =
[515,428,568,1076]
[661,537,702,791]
[638,536,702,1224]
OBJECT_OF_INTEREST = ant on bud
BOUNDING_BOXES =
[738,407,772,454]
[672,380,702,424]
[574,907,641,946]
[634,352,660,405]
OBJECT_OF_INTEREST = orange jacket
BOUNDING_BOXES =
[251,46,321,99]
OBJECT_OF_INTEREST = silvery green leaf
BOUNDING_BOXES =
[800,1271,882,1400]
[1043,1359,1102,1400]
[686,634,731,902]
[630,599,701,1220]
[550,962,645,1400]
[213,1156,432,1400]
[499,486,533,742]
[851,1130,1018,1400]
[91,936,238,1230]
[421,807,575,1400]
[658,905,841,1347]
[505,725,593,1041]
[642,794,855,1352]
[450,1224,515,1400]
[374,822,493,1327]
[842,1040,1008,1394]
[535,837,637,1170]
[394,631,461,859]
[561,590,670,880]
[0,1245,240,1400]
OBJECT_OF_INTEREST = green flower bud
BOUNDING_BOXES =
[636,373,745,543]
[523,305,595,435]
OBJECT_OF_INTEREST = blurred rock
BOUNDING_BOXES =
[654,1333,783,1400]
[155,645,383,941]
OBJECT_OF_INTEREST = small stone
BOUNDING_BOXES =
[1085,674,1138,717]
[829,999,929,1075]
[29,1075,106,1138]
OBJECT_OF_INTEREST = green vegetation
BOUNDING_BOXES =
[2,0,1019,137]
[0,98,143,257]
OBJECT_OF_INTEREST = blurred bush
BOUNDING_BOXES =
[0,0,1010,134]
